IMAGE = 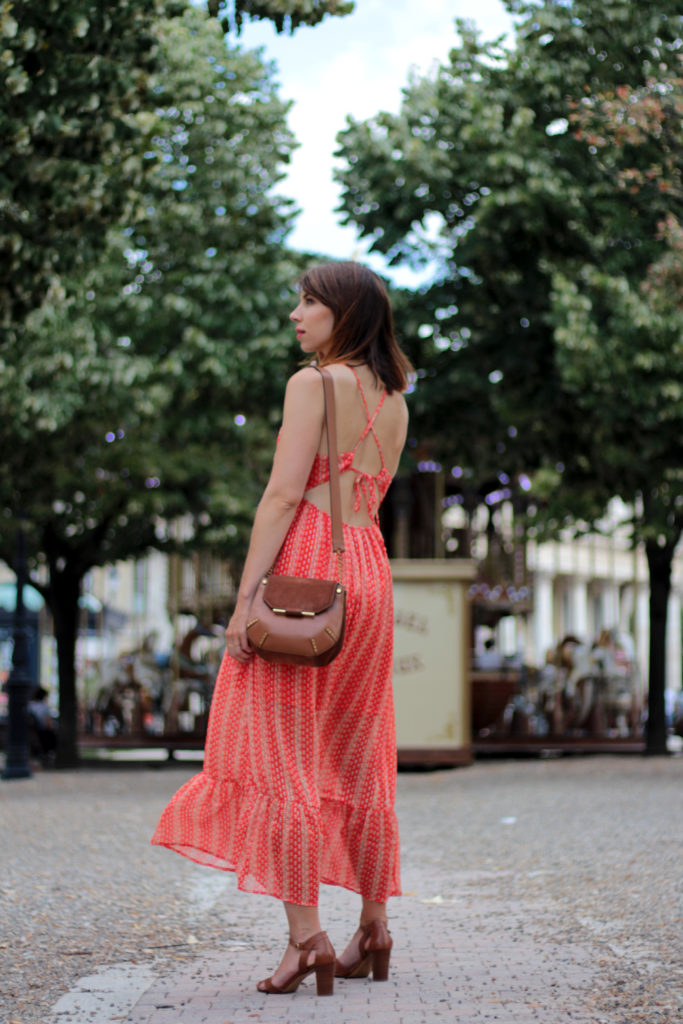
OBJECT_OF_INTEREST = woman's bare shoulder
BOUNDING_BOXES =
[316,362,355,382]
[285,365,324,394]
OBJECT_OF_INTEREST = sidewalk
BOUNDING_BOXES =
[2,755,682,1024]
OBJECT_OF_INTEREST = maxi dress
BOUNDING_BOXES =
[151,369,401,907]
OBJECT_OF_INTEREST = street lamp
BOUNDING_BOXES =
[2,524,33,780]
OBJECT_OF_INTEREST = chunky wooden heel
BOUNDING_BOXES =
[315,960,335,996]
[371,945,391,982]
[335,920,393,981]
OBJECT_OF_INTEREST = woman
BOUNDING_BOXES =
[152,260,411,996]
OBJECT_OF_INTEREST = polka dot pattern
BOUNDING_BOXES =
[152,455,401,907]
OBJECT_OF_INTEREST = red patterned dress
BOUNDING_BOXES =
[151,371,401,906]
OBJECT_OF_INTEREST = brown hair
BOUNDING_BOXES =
[298,261,413,394]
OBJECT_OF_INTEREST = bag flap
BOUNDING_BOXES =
[262,575,340,616]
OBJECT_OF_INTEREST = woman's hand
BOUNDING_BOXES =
[225,602,254,663]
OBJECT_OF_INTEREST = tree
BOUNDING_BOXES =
[334,0,683,751]
[0,0,354,341]
[0,5,304,766]
[549,64,683,753]
[0,0,182,339]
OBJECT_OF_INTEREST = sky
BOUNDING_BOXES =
[237,0,515,278]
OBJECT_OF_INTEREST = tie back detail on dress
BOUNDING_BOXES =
[305,366,392,522]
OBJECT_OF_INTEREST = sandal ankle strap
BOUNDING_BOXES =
[289,930,326,951]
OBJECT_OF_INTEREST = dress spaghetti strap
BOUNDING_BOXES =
[347,366,387,467]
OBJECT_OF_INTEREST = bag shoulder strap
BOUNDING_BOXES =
[315,366,345,556]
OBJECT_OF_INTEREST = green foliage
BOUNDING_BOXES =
[550,264,683,542]
[0,0,353,337]
[207,0,354,34]
[0,0,179,334]
[336,0,683,532]
[0,4,304,573]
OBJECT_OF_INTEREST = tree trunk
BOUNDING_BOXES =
[644,538,675,756]
[49,568,83,768]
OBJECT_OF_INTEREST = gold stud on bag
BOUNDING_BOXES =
[246,367,347,668]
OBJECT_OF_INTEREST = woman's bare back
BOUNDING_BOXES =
[304,362,408,528]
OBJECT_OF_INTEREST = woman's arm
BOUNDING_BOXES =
[225,366,325,661]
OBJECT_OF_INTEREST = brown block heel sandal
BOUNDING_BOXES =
[335,920,393,981]
[257,931,336,996]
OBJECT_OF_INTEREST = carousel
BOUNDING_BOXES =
[80,551,230,757]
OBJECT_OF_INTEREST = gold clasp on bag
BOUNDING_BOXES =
[272,608,316,617]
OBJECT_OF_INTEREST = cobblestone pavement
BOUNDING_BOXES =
[1,754,681,1024]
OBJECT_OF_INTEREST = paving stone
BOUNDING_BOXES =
[1,755,681,1023]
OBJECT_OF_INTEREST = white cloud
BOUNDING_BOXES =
[238,1,514,270]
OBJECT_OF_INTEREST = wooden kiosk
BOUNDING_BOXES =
[391,559,476,767]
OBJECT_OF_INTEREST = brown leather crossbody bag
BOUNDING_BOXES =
[246,366,346,667]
